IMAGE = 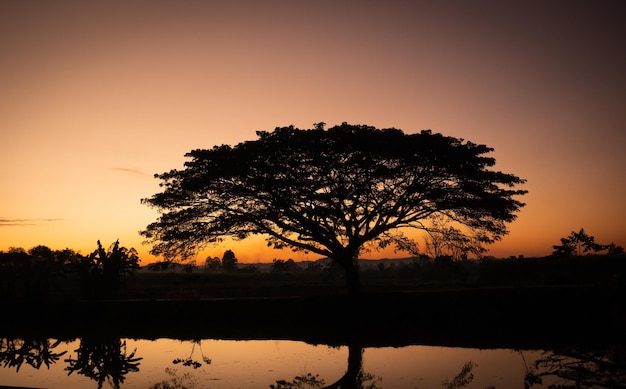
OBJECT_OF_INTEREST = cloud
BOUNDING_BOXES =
[110,167,151,177]
[0,217,62,227]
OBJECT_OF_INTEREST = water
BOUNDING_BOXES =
[3,337,611,388]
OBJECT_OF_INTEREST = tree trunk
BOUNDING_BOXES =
[335,252,361,295]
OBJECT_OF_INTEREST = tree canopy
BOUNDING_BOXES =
[141,123,527,292]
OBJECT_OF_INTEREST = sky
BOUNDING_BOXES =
[1,0,625,264]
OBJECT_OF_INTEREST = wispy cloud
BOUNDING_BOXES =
[111,167,151,177]
[0,217,62,227]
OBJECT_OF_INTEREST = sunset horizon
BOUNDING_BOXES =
[2,1,624,265]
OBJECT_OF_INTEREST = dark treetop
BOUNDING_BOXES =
[141,123,527,293]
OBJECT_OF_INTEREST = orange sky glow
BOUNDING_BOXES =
[1,1,624,264]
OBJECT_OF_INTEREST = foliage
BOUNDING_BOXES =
[552,228,624,257]
[141,123,527,293]
[272,258,298,272]
[221,249,238,272]
[424,214,486,260]
[0,245,83,299]
[204,256,221,271]
[80,240,141,299]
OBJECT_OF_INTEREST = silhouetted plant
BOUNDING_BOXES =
[0,248,31,298]
[204,256,221,271]
[605,242,625,256]
[551,228,617,257]
[0,337,67,372]
[221,249,238,273]
[523,345,626,388]
[79,240,140,299]
[272,258,299,272]
[141,123,527,294]
[65,336,142,389]
[0,245,75,299]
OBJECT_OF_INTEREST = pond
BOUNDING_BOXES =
[1,336,623,388]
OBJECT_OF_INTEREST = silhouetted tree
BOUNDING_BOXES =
[0,246,62,299]
[272,258,299,272]
[221,249,238,272]
[552,228,607,257]
[204,256,221,271]
[80,240,140,299]
[28,245,55,262]
[141,123,527,293]
[605,243,625,255]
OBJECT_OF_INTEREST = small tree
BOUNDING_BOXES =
[552,228,605,257]
[204,256,221,271]
[221,249,238,273]
[272,258,298,272]
[141,123,527,293]
[80,240,140,299]
[605,243,625,255]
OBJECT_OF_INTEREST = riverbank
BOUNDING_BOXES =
[2,285,624,350]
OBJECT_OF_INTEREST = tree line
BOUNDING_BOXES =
[2,227,622,300]
[0,240,139,300]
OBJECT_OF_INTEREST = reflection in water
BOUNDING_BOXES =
[318,344,381,389]
[0,337,67,372]
[1,337,624,388]
[149,367,198,389]
[271,355,485,389]
[522,345,626,389]
[172,340,211,369]
[64,336,142,389]
[270,344,382,389]
[270,344,484,389]
[442,362,479,389]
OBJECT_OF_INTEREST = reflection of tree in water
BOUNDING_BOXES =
[270,348,497,389]
[522,345,626,389]
[64,337,142,389]
[442,361,490,389]
[271,344,381,389]
[173,340,211,369]
[149,340,211,389]
[149,367,198,389]
[0,337,67,372]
